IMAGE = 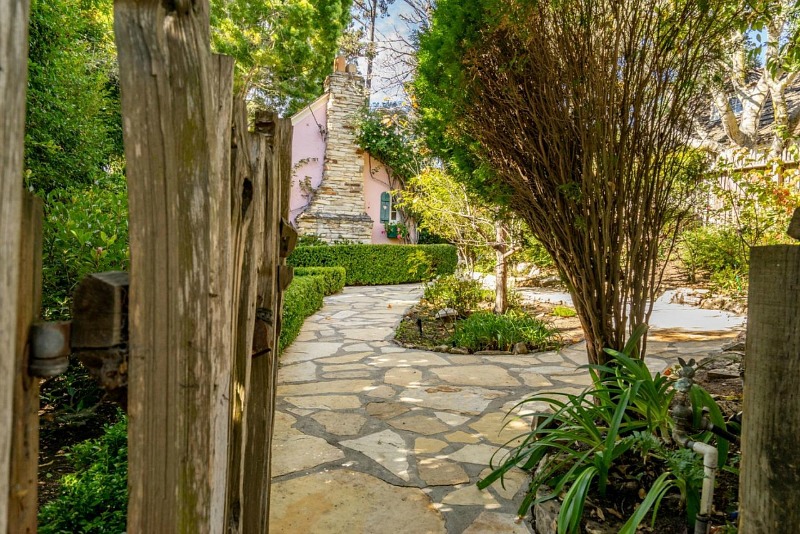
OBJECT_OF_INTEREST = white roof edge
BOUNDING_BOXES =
[291,93,329,126]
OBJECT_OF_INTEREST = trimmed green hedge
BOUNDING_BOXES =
[288,244,457,285]
[294,266,346,295]
[278,267,346,352]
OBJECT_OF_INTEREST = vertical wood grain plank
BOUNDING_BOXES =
[241,114,292,533]
[0,0,31,529]
[740,245,800,533]
[115,1,230,531]
[8,195,43,533]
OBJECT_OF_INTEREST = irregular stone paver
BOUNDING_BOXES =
[418,458,470,486]
[463,512,532,533]
[431,364,521,387]
[442,484,501,508]
[415,437,448,454]
[387,413,450,435]
[311,412,366,436]
[284,394,361,410]
[270,470,446,534]
[385,367,423,386]
[271,283,742,533]
[398,385,504,415]
[340,429,411,481]
[271,412,345,477]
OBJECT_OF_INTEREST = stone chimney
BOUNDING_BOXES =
[296,57,373,243]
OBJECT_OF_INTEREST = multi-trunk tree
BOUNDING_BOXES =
[416,0,736,364]
[695,0,800,163]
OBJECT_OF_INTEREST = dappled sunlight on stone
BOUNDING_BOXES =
[271,283,740,532]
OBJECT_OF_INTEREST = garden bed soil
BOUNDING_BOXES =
[394,300,583,352]
[38,376,123,507]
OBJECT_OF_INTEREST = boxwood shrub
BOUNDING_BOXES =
[278,267,346,352]
[294,266,346,295]
[288,244,457,285]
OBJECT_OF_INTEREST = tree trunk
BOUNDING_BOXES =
[493,221,507,314]
[0,0,31,530]
[739,245,800,533]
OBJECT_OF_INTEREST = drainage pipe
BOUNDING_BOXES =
[671,358,719,534]
[672,429,717,534]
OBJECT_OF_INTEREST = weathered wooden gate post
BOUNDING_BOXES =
[739,209,800,533]
[1,1,36,531]
[114,1,235,531]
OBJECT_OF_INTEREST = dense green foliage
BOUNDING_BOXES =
[451,311,554,352]
[422,275,488,317]
[26,0,122,194]
[210,0,352,114]
[39,417,128,534]
[42,172,129,320]
[288,244,457,285]
[355,110,421,182]
[294,266,347,295]
[678,169,800,295]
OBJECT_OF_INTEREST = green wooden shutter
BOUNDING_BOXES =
[380,191,391,223]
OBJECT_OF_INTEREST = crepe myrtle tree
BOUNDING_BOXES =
[415,0,737,364]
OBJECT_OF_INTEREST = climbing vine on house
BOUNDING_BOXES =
[355,109,424,183]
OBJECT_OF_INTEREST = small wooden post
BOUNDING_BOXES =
[1,0,32,530]
[71,272,130,408]
[739,243,800,533]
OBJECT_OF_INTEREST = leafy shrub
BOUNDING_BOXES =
[42,173,129,320]
[452,310,554,352]
[678,225,744,283]
[480,327,732,532]
[288,244,457,285]
[296,233,328,247]
[511,235,555,270]
[552,305,577,318]
[423,274,488,316]
[279,274,327,352]
[294,266,346,295]
[39,417,127,534]
[679,170,800,292]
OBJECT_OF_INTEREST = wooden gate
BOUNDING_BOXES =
[1,0,295,531]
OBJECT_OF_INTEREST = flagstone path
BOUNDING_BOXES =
[268,284,741,534]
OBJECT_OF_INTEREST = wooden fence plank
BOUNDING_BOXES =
[114,1,232,531]
[208,53,235,531]
[225,102,268,532]
[242,113,292,533]
[0,0,31,529]
[8,195,43,533]
[740,244,800,533]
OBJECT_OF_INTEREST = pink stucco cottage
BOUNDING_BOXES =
[289,58,414,244]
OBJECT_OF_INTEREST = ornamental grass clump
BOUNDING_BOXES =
[451,310,554,352]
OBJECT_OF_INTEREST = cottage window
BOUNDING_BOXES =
[379,191,399,223]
